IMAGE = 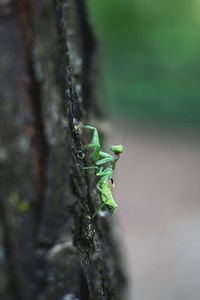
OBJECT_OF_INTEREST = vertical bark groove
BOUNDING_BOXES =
[17,0,49,234]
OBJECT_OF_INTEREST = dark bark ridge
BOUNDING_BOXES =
[0,0,127,299]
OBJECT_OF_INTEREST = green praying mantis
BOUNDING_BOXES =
[83,125,123,217]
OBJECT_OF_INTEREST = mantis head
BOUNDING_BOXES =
[109,145,123,155]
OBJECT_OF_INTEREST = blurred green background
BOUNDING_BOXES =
[88,0,200,126]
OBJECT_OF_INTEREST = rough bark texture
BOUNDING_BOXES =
[0,1,127,299]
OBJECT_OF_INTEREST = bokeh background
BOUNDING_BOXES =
[88,1,200,299]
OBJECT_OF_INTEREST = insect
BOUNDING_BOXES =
[83,125,123,217]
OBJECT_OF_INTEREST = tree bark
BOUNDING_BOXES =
[0,1,127,299]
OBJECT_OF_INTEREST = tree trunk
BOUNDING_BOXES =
[0,1,127,299]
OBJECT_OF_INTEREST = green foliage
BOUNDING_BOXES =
[88,0,200,125]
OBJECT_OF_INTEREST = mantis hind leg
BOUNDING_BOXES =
[82,165,97,175]
[83,126,100,162]
[82,166,96,170]
[92,185,111,218]
[92,202,105,218]
[83,125,100,146]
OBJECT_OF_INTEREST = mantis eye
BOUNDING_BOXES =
[109,145,123,155]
